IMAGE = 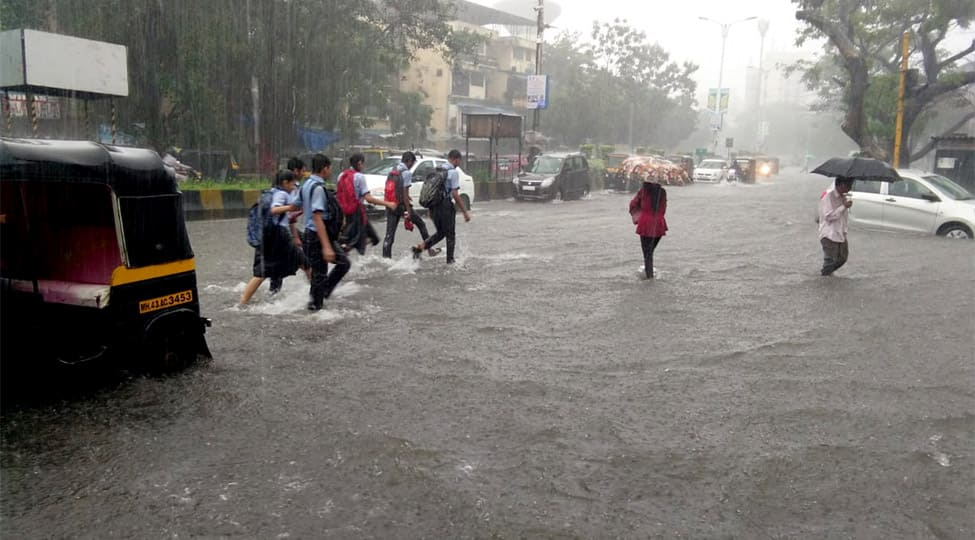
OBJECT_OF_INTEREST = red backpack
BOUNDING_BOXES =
[336,168,360,216]
[384,169,400,206]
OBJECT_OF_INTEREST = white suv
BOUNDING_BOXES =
[361,155,475,211]
[848,169,975,239]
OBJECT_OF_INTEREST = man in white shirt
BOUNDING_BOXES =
[818,176,853,276]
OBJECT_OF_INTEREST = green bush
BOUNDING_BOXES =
[179,178,272,190]
[579,144,595,159]
[598,145,615,158]
[588,158,606,189]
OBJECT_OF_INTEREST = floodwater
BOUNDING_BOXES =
[3,169,973,538]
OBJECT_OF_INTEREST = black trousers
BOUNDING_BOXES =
[424,202,457,262]
[383,206,429,258]
[640,236,662,278]
[303,229,350,307]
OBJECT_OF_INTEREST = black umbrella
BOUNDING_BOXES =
[811,156,901,181]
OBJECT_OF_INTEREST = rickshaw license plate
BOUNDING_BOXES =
[139,290,193,314]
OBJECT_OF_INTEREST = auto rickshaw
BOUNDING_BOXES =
[0,138,212,372]
[733,157,757,183]
[666,155,695,182]
[603,152,632,191]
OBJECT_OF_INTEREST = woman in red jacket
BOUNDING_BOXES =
[628,175,668,279]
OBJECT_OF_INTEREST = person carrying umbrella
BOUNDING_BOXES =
[817,176,853,276]
[811,156,901,276]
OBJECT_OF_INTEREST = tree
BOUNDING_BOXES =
[539,21,698,150]
[793,0,975,164]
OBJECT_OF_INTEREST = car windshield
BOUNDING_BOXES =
[700,160,725,169]
[362,157,400,175]
[922,174,973,200]
[531,156,564,175]
[606,155,627,168]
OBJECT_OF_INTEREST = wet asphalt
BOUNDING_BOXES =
[2,168,973,538]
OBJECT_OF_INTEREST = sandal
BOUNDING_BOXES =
[427,247,442,257]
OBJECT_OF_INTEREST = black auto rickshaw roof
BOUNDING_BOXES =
[0,138,178,196]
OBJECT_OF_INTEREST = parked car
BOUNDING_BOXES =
[693,158,731,182]
[848,169,975,239]
[512,153,591,201]
[361,155,475,212]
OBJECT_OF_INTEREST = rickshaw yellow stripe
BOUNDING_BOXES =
[111,259,196,286]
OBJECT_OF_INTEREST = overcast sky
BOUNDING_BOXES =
[474,0,818,108]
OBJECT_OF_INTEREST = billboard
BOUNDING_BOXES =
[526,75,548,110]
[0,29,128,97]
[707,88,730,113]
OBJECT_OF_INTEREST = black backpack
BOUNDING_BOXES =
[418,167,448,208]
[300,180,343,240]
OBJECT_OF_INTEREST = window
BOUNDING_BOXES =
[888,179,933,200]
[436,68,443,77]
[414,161,435,180]
[469,73,485,87]
[852,179,882,194]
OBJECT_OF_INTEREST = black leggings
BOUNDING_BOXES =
[424,202,457,262]
[640,236,662,278]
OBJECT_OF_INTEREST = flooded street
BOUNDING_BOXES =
[3,169,973,538]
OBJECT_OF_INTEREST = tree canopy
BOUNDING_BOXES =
[793,0,975,164]
[540,20,698,150]
[0,0,474,169]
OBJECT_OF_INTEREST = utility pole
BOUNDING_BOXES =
[532,0,544,133]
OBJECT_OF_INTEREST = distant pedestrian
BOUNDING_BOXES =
[818,176,853,276]
[336,153,396,255]
[629,175,668,279]
[382,151,438,258]
[412,149,471,264]
[300,154,347,311]
[240,170,308,305]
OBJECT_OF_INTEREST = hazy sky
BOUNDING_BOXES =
[473,0,818,109]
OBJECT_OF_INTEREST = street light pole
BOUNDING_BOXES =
[757,19,769,152]
[532,0,544,133]
[699,15,757,155]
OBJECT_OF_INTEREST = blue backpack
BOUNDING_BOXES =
[246,189,275,247]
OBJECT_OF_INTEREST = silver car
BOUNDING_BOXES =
[849,169,975,239]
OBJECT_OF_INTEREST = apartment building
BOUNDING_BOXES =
[398,1,537,142]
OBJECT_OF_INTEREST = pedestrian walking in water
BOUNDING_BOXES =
[240,170,308,305]
[300,154,348,311]
[629,173,668,279]
[818,176,853,276]
[265,156,307,294]
[382,151,438,258]
[336,153,395,255]
[412,149,471,264]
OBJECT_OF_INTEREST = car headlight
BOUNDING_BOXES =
[759,164,771,175]
[512,177,519,185]
[541,177,554,188]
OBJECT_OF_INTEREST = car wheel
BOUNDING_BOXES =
[938,223,973,239]
[582,184,591,198]
[554,188,564,202]
[460,194,471,211]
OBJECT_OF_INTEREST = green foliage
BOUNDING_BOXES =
[588,158,606,188]
[792,0,975,160]
[0,0,456,165]
[179,178,272,190]
[542,22,698,150]
[598,145,615,158]
[579,144,595,158]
